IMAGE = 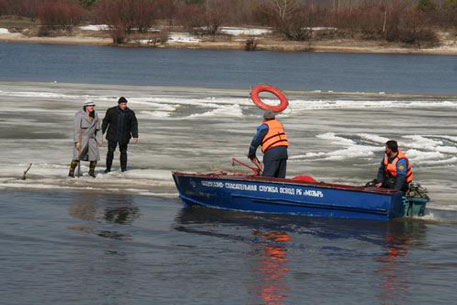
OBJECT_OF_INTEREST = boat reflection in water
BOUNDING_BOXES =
[176,206,426,305]
[251,230,292,305]
[375,221,425,305]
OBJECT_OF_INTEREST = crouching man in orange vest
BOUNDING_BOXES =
[248,110,288,178]
[375,140,413,193]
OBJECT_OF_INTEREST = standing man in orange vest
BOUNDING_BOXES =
[248,110,288,178]
[375,140,413,192]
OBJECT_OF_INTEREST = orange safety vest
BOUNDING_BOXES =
[383,150,414,183]
[261,119,288,153]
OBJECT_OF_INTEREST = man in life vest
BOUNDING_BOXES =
[375,140,413,192]
[248,110,288,178]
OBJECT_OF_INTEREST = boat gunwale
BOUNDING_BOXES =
[172,171,399,196]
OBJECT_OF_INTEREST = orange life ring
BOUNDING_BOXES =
[250,84,289,113]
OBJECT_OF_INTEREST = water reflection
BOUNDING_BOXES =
[104,206,140,225]
[63,192,139,302]
[376,221,426,305]
[251,230,292,305]
[176,206,427,305]
[67,192,139,239]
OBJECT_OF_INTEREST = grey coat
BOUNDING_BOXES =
[73,110,103,161]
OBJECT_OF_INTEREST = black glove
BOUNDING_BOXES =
[247,152,256,160]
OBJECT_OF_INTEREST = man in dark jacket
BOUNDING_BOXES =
[248,110,288,178]
[102,97,139,172]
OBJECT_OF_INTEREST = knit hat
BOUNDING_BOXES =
[263,110,276,120]
[118,97,128,104]
[84,99,95,107]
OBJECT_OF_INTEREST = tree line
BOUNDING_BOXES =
[1,0,456,47]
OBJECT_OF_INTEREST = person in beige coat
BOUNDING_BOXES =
[68,100,103,177]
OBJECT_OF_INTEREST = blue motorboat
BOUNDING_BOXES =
[172,167,429,221]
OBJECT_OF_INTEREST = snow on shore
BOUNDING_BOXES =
[79,24,110,31]
[78,25,336,36]
[79,24,272,37]
[219,27,272,36]
[168,33,201,43]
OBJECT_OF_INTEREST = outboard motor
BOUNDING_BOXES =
[404,182,429,217]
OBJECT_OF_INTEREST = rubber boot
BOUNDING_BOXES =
[68,160,78,178]
[89,161,97,178]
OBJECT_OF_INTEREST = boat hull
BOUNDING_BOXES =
[172,172,406,221]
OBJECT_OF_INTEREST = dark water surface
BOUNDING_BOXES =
[1,42,457,304]
[1,190,456,305]
[1,42,457,94]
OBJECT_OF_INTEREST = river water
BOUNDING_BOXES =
[0,42,457,304]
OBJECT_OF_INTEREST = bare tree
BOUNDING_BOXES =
[128,0,158,33]
[176,0,229,35]
[156,0,178,25]
[93,0,128,43]
[204,0,229,34]
[0,0,40,19]
[0,0,7,15]
[94,0,159,43]
[175,3,206,33]
[254,0,318,40]
[38,0,86,33]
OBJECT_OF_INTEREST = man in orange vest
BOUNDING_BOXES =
[248,110,288,178]
[375,140,413,192]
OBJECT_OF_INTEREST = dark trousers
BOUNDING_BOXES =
[263,159,287,178]
[106,141,128,171]
[382,177,409,193]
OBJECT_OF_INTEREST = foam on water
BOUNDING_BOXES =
[357,133,390,144]
[0,90,91,100]
[406,149,444,161]
[414,156,457,166]
[403,135,457,153]
[325,145,379,161]
[316,132,355,146]
[290,132,457,172]
[140,111,171,118]
[289,99,457,111]
[289,152,327,160]
[188,104,243,118]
